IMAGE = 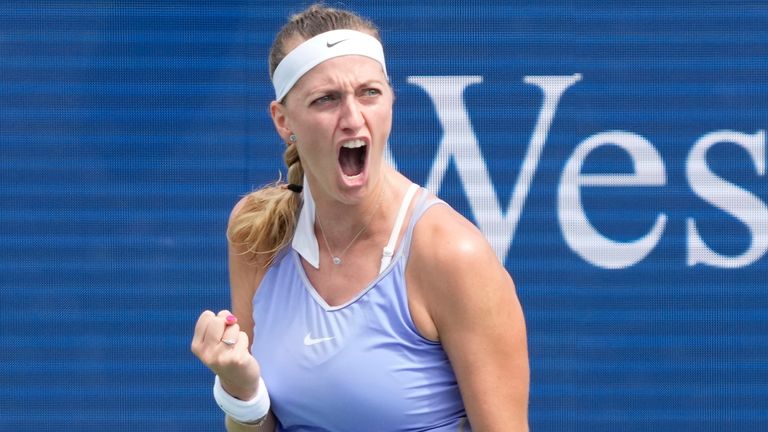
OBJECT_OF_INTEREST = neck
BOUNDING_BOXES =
[313,178,388,246]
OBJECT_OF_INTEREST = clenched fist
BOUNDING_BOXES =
[191,310,261,400]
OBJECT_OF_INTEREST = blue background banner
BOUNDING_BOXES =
[1,1,766,430]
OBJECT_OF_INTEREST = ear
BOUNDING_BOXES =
[270,101,293,143]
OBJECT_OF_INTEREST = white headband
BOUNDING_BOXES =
[272,29,388,101]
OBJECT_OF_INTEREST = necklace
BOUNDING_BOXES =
[315,189,384,265]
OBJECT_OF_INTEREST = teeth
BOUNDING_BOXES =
[342,139,366,149]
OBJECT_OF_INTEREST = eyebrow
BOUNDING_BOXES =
[304,78,387,97]
[311,78,386,90]
[358,79,387,87]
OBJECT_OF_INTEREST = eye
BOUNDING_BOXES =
[362,88,381,97]
[311,94,337,106]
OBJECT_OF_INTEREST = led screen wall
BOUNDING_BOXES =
[1,2,766,431]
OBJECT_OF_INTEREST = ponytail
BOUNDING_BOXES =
[227,144,303,267]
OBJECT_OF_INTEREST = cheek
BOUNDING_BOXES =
[295,142,333,171]
[368,102,393,126]
[294,115,333,139]
[374,109,393,137]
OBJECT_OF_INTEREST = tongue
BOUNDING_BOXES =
[339,146,365,176]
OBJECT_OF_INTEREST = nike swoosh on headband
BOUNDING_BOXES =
[326,38,349,48]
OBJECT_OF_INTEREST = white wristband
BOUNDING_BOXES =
[213,375,270,424]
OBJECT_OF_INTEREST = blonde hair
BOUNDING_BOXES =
[227,4,380,267]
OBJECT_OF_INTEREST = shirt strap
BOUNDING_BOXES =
[379,183,420,274]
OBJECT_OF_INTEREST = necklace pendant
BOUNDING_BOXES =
[332,256,342,265]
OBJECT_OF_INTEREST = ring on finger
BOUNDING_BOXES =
[221,338,237,346]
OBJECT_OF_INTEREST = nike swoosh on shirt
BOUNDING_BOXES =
[303,333,335,346]
[326,39,349,48]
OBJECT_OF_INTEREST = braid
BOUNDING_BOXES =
[285,142,304,186]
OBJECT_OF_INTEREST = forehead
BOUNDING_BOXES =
[294,55,387,89]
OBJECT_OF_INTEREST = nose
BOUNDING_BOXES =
[338,96,365,133]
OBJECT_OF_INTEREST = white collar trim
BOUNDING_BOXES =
[291,177,320,269]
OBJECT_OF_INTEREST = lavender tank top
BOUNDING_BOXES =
[251,190,471,432]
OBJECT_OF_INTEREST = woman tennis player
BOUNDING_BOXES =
[191,4,529,431]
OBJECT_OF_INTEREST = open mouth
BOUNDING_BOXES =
[338,139,367,177]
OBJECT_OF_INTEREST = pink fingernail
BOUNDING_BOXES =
[225,314,237,325]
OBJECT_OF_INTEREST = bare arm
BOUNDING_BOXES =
[410,206,529,431]
[192,196,277,431]
[227,196,260,360]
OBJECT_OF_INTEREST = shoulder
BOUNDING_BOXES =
[227,193,271,266]
[410,200,504,287]
[228,194,253,229]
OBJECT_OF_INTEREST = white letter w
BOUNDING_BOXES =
[402,74,581,263]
